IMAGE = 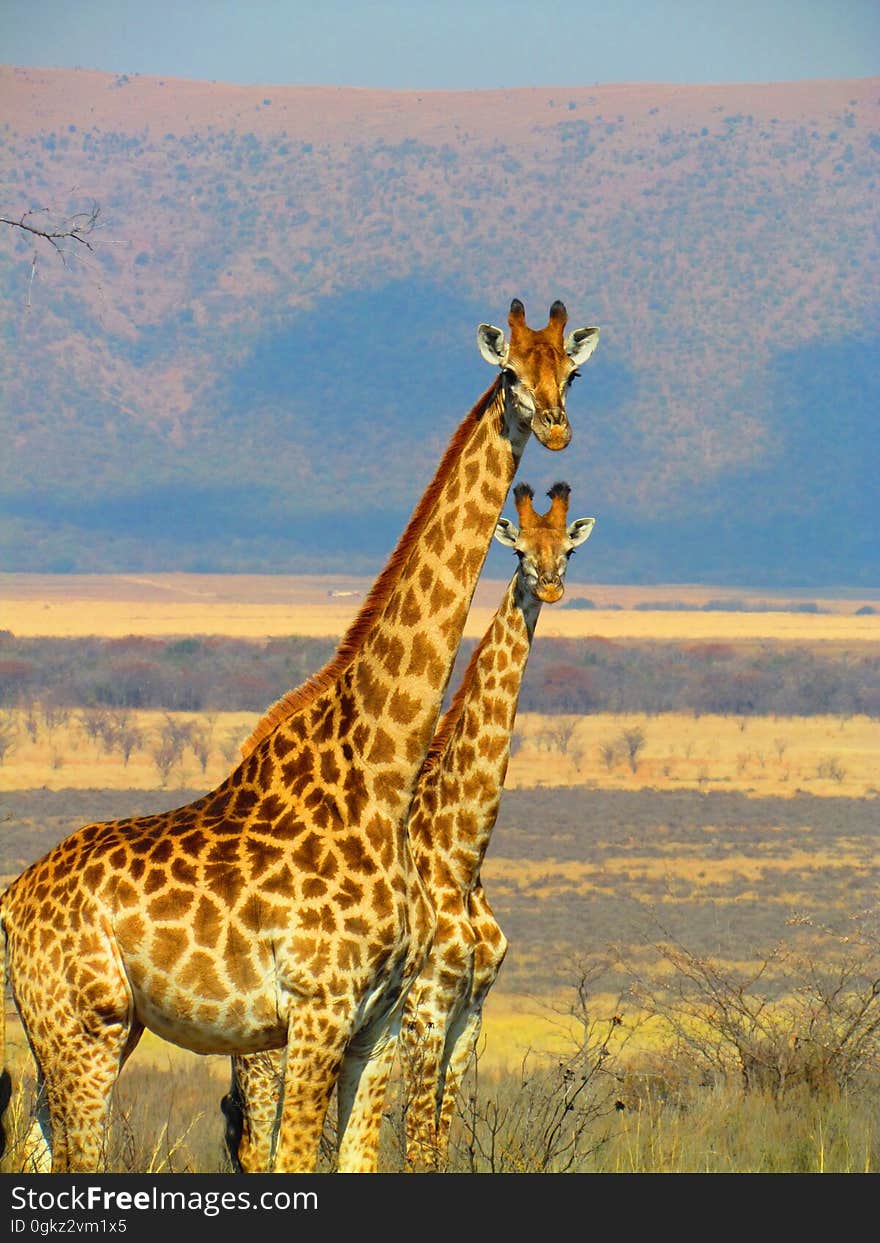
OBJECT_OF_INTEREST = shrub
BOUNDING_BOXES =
[620,914,880,1102]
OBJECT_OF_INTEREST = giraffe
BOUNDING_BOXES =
[0,299,599,1175]
[223,481,595,1173]
[400,481,594,1169]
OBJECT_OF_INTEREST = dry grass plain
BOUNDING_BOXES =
[1,707,877,799]
[1,574,877,1087]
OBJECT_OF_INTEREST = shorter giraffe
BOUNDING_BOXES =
[400,480,594,1170]
[224,481,595,1172]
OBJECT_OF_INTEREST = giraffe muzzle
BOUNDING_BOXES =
[536,576,565,604]
[532,409,571,452]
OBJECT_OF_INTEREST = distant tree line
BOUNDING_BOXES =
[0,634,333,713]
[520,637,879,718]
[564,597,877,615]
[0,633,876,719]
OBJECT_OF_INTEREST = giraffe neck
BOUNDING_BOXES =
[408,572,539,877]
[341,391,523,803]
[243,382,528,831]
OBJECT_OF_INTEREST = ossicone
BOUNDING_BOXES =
[548,300,568,327]
[508,298,526,326]
[513,483,539,524]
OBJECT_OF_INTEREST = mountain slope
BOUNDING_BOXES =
[0,68,877,583]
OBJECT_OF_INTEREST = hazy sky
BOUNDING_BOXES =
[2,0,878,88]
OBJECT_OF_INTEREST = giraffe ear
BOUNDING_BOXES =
[477,323,510,366]
[493,518,519,547]
[567,517,596,547]
[564,326,600,366]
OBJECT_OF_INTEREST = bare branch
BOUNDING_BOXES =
[2,200,104,306]
[0,203,101,259]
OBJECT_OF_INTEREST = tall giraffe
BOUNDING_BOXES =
[0,300,599,1175]
[223,481,595,1173]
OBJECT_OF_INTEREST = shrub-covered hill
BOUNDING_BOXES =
[1,69,877,584]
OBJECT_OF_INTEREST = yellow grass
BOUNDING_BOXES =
[469,987,711,1075]
[0,709,256,794]
[1,708,877,798]
[484,844,872,898]
[508,710,880,798]
[2,572,877,641]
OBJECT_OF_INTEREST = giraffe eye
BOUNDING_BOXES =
[502,367,519,382]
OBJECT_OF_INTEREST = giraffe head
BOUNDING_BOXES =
[476,299,600,451]
[494,481,595,603]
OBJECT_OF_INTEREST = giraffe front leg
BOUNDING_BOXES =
[29,1023,141,1172]
[223,1051,284,1173]
[8,939,141,1173]
[400,984,458,1172]
[272,1006,348,1174]
[434,892,509,1168]
[335,1021,400,1174]
[400,920,476,1172]
[434,1005,486,1169]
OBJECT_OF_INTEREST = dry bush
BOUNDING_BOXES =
[0,713,17,765]
[598,739,619,771]
[149,714,199,785]
[188,722,213,774]
[816,755,847,783]
[619,726,646,773]
[220,727,247,768]
[619,912,880,1102]
[595,726,647,775]
[78,707,111,748]
[114,715,144,766]
[40,701,70,731]
[538,718,581,757]
[437,965,635,1173]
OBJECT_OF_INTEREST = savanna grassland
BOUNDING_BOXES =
[0,577,877,1172]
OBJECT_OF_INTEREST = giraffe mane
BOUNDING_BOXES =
[240,378,504,759]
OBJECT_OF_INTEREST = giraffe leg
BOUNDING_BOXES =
[400,983,457,1172]
[400,916,476,1173]
[22,1064,53,1174]
[22,1018,141,1172]
[431,891,508,1168]
[7,926,141,1172]
[433,1004,486,1169]
[222,1051,284,1173]
[335,1012,402,1174]
[272,1006,349,1174]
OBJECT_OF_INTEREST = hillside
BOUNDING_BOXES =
[0,68,877,584]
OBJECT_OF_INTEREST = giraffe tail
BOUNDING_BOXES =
[0,903,11,1163]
